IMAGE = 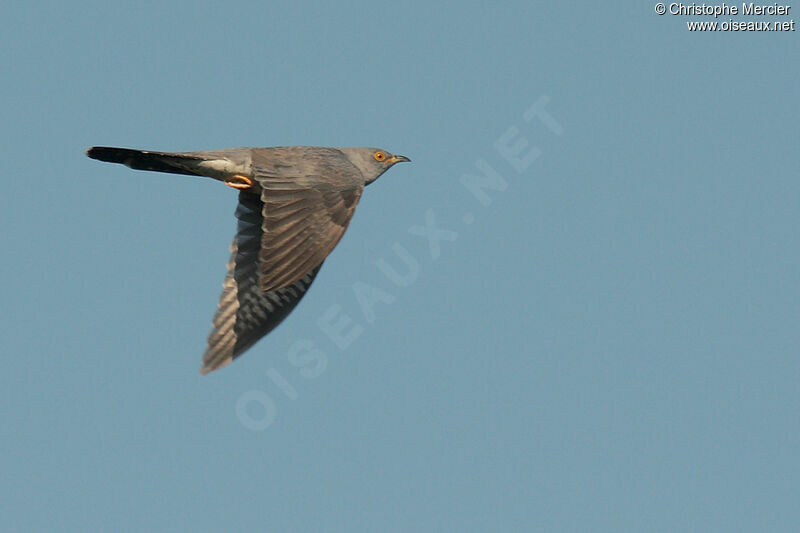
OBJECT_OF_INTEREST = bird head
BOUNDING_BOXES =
[339,147,411,185]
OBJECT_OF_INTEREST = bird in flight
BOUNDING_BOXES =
[86,145,410,374]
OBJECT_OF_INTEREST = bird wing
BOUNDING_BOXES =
[201,191,322,374]
[253,166,364,292]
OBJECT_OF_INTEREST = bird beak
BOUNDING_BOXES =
[389,155,411,163]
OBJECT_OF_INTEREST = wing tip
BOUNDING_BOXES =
[199,356,233,375]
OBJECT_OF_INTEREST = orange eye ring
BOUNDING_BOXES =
[373,151,386,162]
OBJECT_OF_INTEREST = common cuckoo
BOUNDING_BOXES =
[86,145,410,374]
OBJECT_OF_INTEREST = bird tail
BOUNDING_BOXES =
[86,146,209,176]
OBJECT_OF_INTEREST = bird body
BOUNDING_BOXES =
[86,145,410,374]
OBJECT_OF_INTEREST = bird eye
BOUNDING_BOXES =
[373,151,386,162]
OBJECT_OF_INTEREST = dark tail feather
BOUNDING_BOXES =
[86,146,206,176]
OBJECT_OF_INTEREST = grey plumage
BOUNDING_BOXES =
[86,145,410,374]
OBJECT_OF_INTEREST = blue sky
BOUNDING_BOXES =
[2,2,799,531]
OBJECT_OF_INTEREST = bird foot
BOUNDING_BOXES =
[225,174,253,190]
